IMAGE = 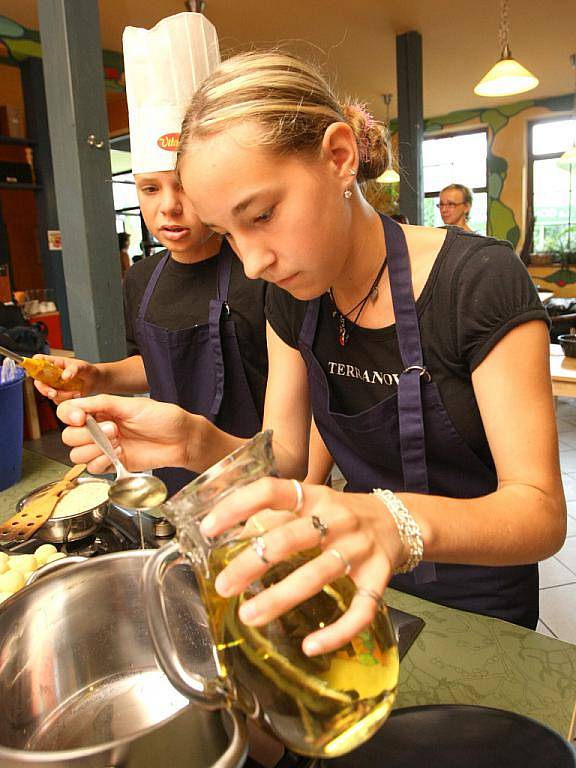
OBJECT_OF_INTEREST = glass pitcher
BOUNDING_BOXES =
[144,431,399,758]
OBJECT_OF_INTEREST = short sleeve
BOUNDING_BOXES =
[453,242,550,371]
[265,285,307,349]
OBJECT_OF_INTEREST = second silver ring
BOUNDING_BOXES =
[327,548,352,576]
[251,535,271,565]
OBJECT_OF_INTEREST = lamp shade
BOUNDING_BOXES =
[558,145,576,171]
[377,168,400,184]
[474,56,539,97]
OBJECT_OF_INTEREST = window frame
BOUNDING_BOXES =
[527,114,576,255]
[422,126,489,230]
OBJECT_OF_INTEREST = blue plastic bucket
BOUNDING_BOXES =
[0,367,25,491]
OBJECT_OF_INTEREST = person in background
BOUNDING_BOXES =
[438,183,473,232]
[118,232,131,279]
[57,51,565,655]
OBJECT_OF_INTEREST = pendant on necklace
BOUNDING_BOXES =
[332,309,349,346]
[337,313,349,346]
[370,285,379,303]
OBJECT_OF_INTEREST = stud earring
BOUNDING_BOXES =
[344,189,353,199]
[349,168,357,176]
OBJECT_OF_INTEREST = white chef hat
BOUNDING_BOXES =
[122,12,220,175]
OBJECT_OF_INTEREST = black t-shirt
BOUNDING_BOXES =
[123,249,268,415]
[265,229,549,467]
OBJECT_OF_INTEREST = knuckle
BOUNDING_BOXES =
[359,530,374,556]
[257,476,277,497]
[277,524,298,551]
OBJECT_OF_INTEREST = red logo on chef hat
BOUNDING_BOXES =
[157,133,180,151]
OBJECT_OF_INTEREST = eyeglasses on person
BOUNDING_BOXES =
[437,201,466,209]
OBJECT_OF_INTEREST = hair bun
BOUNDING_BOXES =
[342,103,389,182]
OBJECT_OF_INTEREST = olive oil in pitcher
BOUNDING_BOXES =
[198,539,399,758]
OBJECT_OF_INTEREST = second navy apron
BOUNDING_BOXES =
[297,214,538,629]
[135,242,262,496]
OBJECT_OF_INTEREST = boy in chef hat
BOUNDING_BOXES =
[34,13,269,495]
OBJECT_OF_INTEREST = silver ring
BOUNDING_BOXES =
[251,535,270,565]
[291,479,304,514]
[311,515,329,540]
[327,548,351,576]
[355,587,385,610]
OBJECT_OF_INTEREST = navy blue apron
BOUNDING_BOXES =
[297,214,538,629]
[135,242,261,496]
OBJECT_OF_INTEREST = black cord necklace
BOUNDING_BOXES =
[329,256,388,346]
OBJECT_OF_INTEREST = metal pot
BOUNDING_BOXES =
[16,477,112,544]
[0,550,247,768]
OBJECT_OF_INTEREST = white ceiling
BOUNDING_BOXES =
[1,0,575,120]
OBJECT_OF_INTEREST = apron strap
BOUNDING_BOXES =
[207,243,234,421]
[298,296,322,349]
[137,251,170,322]
[382,215,435,584]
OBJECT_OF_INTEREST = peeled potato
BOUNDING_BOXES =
[0,560,8,575]
[0,570,25,592]
[45,552,67,564]
[9,555,38,573]
[0,552,9,566]
[34,544,58,564]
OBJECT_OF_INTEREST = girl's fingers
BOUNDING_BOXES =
[298,556,391,655]
[231,532,370,625]
[215,513,333,596]
[242,510,296,536]
[201,477,309,537]
[301,592,382,657]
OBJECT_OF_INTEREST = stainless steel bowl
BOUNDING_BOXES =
[16,477,112,544]
[0,550,247,768]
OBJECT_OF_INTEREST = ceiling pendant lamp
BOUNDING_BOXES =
[378,168,401,183]
[377,93,400,184]
[558,55,576,171]
[474,0,539,98]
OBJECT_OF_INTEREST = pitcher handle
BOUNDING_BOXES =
[143,541,229,709]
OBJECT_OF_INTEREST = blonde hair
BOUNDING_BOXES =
[441,183,473,220]
[177,51,388,183]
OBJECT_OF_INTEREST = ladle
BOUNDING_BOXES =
[85,415,167,547]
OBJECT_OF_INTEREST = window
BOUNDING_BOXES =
[422,129,488,234]
[109,136,163,261]
[112,170,144,261]
[528,117,576,255]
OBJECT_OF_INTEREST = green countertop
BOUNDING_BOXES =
[388,589,576,739]
[2,450,576,741]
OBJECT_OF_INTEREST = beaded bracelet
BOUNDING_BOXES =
[372,488,424,574]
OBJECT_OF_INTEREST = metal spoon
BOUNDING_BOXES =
[85,415,167,513]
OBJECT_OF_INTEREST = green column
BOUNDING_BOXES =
[37,0,125,361]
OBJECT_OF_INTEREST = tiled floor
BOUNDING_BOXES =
[24,406,576,646]
[538,397,576,644]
